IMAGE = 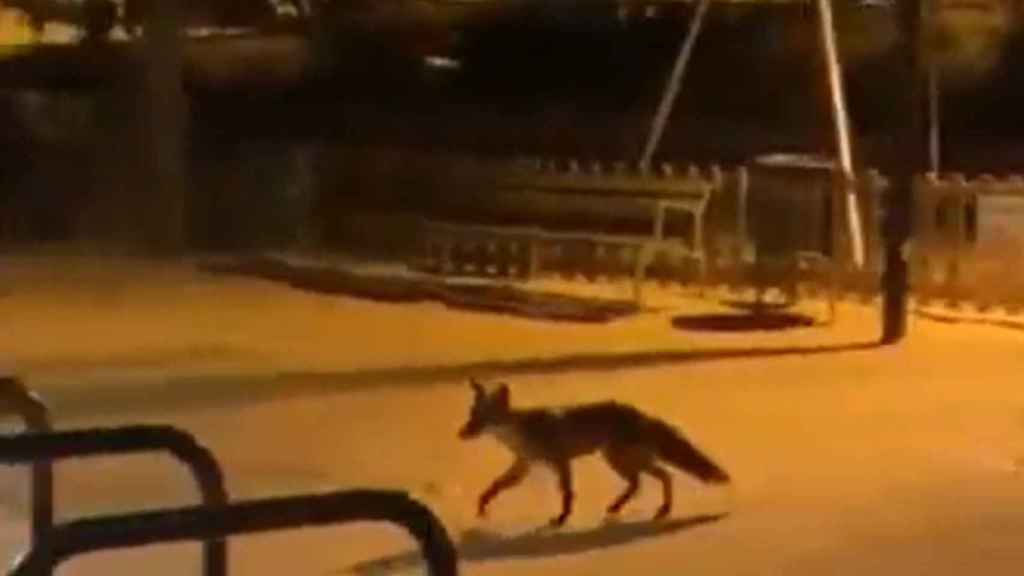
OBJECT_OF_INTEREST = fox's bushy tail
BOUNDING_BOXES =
[651,420,730,484]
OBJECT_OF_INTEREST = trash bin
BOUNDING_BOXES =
[747,153,835,263]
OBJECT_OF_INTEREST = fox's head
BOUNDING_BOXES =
[458,378,511,439]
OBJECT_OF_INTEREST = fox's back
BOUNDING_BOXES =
[499,401,657,460]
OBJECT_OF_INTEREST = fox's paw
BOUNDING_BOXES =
[476,501,490,519]
[602,513,623,526]
[548,514,569,529]
[653,505,671,521]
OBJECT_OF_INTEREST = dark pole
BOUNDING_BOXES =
[0,377,53,575]
[881,0,926,344]
[640,0,712,169]
[143,0,187,253]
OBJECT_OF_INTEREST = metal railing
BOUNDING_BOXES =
[10,489,458,576]
[0,377,459,575]
[0,377,53,561]
[0,420,228,576]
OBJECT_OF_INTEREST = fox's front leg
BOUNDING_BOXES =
[478,459,529,518]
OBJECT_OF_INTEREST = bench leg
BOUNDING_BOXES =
[827,263,838,325]
[695,255,707,298]
[527,239,541,280]
[633,245,650,307]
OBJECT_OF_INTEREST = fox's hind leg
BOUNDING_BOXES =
[603,447,643,516]
[644,463,674,520]
[547,459,575,528]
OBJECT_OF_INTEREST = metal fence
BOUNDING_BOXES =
[912,172,1024,312]
[414,157,885,307]
[415,158,1024,317]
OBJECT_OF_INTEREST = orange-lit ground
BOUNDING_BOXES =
[2,253,1024,575]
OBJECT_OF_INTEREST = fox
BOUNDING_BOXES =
[458,378,731,527]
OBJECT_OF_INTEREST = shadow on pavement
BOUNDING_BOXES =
[38,340,881,419]
[341,513,727,575]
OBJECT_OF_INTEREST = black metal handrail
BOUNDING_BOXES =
[0,424,228,576]
[9,489,458,576]
[0,377,53,560]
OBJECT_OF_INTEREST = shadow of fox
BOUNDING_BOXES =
[343,513,727,575]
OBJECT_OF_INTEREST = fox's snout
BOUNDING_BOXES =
[707,468,731,485]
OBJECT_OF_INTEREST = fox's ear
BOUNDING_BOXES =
[469,378,485,397]
[494,383,510,409]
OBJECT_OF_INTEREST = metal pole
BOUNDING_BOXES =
[882,0,926,344]
[816,0,866,270]
[640,0,712,169]
[928,61,941,173]
[925,0,940,173]
[143,0,187,252]
[0,377,53,575]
